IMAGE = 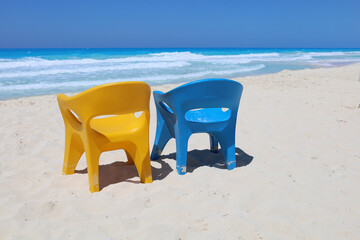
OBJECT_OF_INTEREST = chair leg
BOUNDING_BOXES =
[217,133,236,170]
[131,144,152,183]
[223,143,236,170]
[209,134,219,153]
[175,130,189,175]
[85,142,102,193]
[151,121,172,160]
[125,150,134,165]
[62,130,84,175]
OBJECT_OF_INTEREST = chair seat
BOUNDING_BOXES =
[90,114,143,140]
[185,108,231,123]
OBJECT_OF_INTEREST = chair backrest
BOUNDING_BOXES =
[59,81,150,122]
[163,78,243,114]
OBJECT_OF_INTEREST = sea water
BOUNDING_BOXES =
[0,48,359,100]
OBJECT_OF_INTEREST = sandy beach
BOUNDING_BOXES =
[0,63,359,239]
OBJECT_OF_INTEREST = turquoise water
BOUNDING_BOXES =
[0,48,360,100]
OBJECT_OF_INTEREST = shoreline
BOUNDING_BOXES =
[1,61,359,102]
[0,62,359,239]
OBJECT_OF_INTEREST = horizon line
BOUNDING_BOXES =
[1,47,360,50]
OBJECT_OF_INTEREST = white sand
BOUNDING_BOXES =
[0,63,359,239]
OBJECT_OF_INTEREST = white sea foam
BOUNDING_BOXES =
[307,52,346,56]
[0,64,265,91]
[0,53,205,69]
[0,51,283,70]
[0,61,190,78]
[309,58,360,65]
[1,50,359,71]
[306,51,360,57]
[149,51,281,63]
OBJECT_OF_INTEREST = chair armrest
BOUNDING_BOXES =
[57,93,85,129]
[153,90,167,106]
[57,93,75,115]
[153,90,177,116]
[153,91,164,100]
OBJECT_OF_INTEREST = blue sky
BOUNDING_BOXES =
[0,0,359,48]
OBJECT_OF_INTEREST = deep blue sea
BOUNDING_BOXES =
[0,48,360,100]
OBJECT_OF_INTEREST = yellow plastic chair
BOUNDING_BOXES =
[57,81,152,193]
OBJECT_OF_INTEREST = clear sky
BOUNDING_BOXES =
[0,0,359,48]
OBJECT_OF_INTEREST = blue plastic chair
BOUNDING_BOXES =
[150,78,244,174]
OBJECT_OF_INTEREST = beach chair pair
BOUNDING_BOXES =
[58,79,243,192]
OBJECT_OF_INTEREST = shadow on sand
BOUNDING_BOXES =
[75,147,253,191]
[75,158,173,190]
[159,147,253,173]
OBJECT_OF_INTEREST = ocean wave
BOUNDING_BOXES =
[1,50,359,71]
[0,58,14,62]
[307,52,347,57]
[0,61,190,78]
[0,51,283,70]
[308,58,360,64]
[303,51,360,57]
[0,53,207,69]
[150,51,281,63]
[0,64,265,91]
